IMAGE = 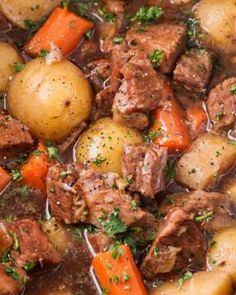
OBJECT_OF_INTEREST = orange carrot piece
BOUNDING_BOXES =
[25,7,94,57]
[21,143,52,191]
[92,245,148,295]
[186,104,207,138]
[0,167,11,192]
[152,98,191,153]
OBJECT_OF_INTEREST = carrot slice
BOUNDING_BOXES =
[186,104,207,138]
[21,143,52,190]
[25,7,94,57]
[92,245,148,295]
[0,167,11,192]
[152,98,191,153]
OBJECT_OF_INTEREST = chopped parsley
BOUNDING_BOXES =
[195,211,214,223]
[76,3,88,16]
[92,154,107,166]
[60,169,72,177]
[1,250,10,263]
[109,274,120,283]
[124,176,133,186]
[123,272,130,282]
[24,19,37,29]
[166,161,176,182]
[110,243,124,259]
[144,128,163,142]
[230,84,236,95]
[131,6,163,24]
[23,261,36,272]
[47,146,59,161]
[61,0,70,8]
[188,168,196,174]
[228,140,236,146]
[14,62,25,73]
[98,8,116,23]
[100,209,127,238]
[12,233,20,251]
[48,188,55,193]
[149,49,165,67]
[215,111,224,121]
[11,168,22,182]
[38,49,49,57]
[153,245,159,257]
[102,288,110,295]
[72,227,83,241]
[209,240,217,248]
[178,271,193,287]
[5,267,19,281]
[113,36,124,44]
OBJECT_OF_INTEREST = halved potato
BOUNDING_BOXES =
[151,271,233,295]
[0,0,60,28]
[76,117,143,175]
[0,41,24,92]
[7,57,93,141]
[208,228,236,282]
[194,0,236,55]
[176,133,236,189]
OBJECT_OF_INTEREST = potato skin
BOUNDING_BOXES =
[7,58,93,141]
[208,228,236,282]
[195,0,236,55]
[76,117,143,175]
[151,271,233,295]
[0,0,60,28]
[0,41,24,92]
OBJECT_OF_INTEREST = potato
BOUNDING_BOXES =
[223,178,236,203]
[7,58,93,141]
[0,42,24,92]
[208,228,236,282]
[176,133,236,190]
[76,117,143,175]
[151,271,233,295]
[195,0,236,55]
[42,218,71,253]
[0,0,60,28]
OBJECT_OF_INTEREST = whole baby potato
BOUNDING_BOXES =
[76,117,143,175]
[195,0,236,55]
[7,58,93,141]
[0,41,24,92]
[0,0,60,28]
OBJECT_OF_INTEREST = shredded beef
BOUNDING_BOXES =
[126,22,186,73]
[174,49,213,93]
[141,208,206,280]
[0,112,33,151]
[207,77,236,131]
[6,219,61,269]
[47,163,88,224]
[122,144,168,197]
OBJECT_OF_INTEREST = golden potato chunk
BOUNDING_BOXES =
[151,271,233,295]
[176,133,236,189]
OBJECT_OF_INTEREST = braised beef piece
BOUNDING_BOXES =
[47,163,88,224]
[86,59,111,93]
[87,232,113,253]
[77,167,157,234]
[6,219,61,269]
[207,77,236,131]
[173,49,213,93]
[93,88,115,119]
[0,264,28,295]
[141,208,206,280]
[122,144,168,197]
[0,223,12,256]
[160,190,236,231]
[113,51,166,129]
[0,112,33,151]
[126,22,186,73]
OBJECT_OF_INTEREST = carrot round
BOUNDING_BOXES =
[21,143,52,191]
[152,98,191,153]
[25,7,94,57]
[0,167,11,192]
[92,245,148,295]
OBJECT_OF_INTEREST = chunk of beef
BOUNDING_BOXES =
[174,49,213,93]
[141,208,206,280]
[0,112,33,151]
[87,232,113,253]
[112,51,166,129]
[126,22,186,73]
[77,167,158,237]
[47,163,88,224]
[122,144,168,197]
[207,77,236,130]
[0,223,12,256]
[86,59,111,93]
[93,88,114,120]
[6,219,61,269]
[160,190,236,231]
[0,264,27,295]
